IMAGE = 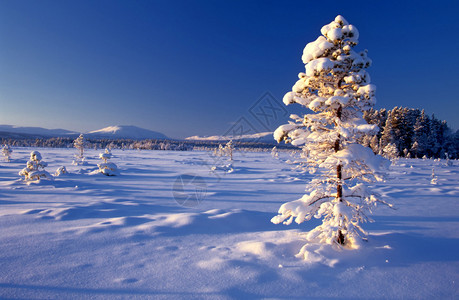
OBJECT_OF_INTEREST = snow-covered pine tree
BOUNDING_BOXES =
[379,110,398,152]
[412,110,430,158]
[383,143,399,160]
[72,134,86,165]
[2,145,13,162]
[444,131,459,159]
[403,148,409,158]
[272,15,390,249]
[224,140,234,161]
[216,144,224,157]
[19,151,53,181]
[429,115,448,158]
[97,148,119,176]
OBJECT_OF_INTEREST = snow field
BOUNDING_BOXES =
[0,148,458,299]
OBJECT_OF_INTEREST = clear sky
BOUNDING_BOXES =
[1,0,458,139]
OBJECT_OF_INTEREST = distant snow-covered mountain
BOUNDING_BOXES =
[0,125,168,140]
[0,125,77,137]
[86,125,168,140]
[186,132,275,143]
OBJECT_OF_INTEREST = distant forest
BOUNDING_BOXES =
[0,137,286,153]
[363,107,459,159]
[2,106,458,159]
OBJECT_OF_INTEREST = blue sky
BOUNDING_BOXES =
[1,0,458,139]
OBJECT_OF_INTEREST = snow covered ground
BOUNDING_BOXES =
[0,148,458,299]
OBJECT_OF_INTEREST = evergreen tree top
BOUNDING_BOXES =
[282,15,375,117]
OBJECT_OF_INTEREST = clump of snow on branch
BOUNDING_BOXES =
[272,15,391,251]
[97,148,119,176]
[19,151,53,181]
[2,145,13,162]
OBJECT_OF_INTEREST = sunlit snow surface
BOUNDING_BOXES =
[0,148,458,299]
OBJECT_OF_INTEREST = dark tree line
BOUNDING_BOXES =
[0,137,192,151]
[363,107,459,158]
[0,137,288,152]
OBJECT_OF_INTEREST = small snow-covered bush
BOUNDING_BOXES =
[211,141,235,174]
[55,166,68,176]
[214,141,234,161]
[271,146,279,159]
[97,149,119,176]
[430,168,438,185]
[2,145,12,162]
[224,140,234,161]
[19,151,53,181]
[214,144,224,157]
[211,163,234,173]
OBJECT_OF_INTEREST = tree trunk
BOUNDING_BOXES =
[335,105,343,201]
[335,106,345,245]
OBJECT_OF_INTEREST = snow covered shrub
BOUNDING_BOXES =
[214,141,234,160]
[214,144,224,157]
[211,140,235,173]
[54,166,68,176]
[2,145,12,162]
[19,151,53,181]
[383,143,399,160]
[272,15,391,249]
[271,146,279,159]
[224,140,234,161]
[430,168,438,185]
[403,148,409,158]
[97,148,119,176]
[72,134,86,165]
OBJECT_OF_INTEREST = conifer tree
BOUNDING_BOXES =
[19,151,53,181]
[72,134,86,165]
[97,148,119,176]
[272,15,390,249]
[225,140,234,161]
[2,145,13,162]
[383,143,399,160]
[380,110,397,151]
[413,110,430,158]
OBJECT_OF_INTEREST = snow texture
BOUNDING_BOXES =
[0,148,457,299]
